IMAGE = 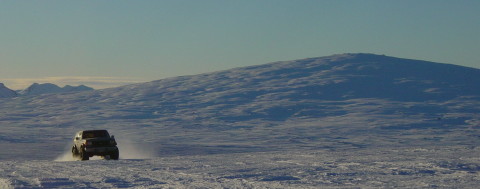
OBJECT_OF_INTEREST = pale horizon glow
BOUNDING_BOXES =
[1,0,479,88]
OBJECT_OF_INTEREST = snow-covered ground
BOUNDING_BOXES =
[1,146,479,188]
[1,54,480,188]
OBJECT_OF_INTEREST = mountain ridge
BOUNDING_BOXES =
[99,53,480,103]
[19,83,93,96]
[0,83,94,97]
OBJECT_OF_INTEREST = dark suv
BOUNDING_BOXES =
[71,130,119,160]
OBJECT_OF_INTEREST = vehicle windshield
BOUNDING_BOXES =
[82,130,109,139]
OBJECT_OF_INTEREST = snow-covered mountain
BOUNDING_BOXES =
[18,83,93,96]
[0,83,17,98]
[1,53,479,154]
[1,53,480,188]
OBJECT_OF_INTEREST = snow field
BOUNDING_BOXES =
[1,146,480,188]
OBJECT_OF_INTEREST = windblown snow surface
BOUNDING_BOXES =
[1,54,480,188]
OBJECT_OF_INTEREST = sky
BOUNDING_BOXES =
[1,0,479,90]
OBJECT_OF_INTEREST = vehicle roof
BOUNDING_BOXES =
[81,129,108,132]
[76,130,109,134]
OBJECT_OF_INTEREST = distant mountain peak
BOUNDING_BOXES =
[0,83,18,98]
[20,83,62,95]
[19,83,94,96]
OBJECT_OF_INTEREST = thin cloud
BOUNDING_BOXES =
[1,77,148,90]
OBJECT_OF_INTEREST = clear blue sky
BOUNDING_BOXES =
[1,0,479,89]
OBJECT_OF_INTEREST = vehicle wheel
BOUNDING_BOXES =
[80,149,89,161]
[72,146,79,158]
[110,149,119,160]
